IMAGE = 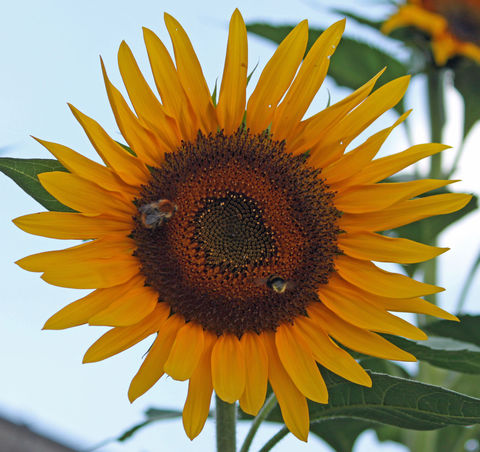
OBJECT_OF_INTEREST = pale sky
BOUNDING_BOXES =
[1,1,479,451]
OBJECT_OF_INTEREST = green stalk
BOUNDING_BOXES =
[240,393,278,452]
[413,69,446,452]
[216,395,237,452]
[258,426,289,452]
[422,69,446,310]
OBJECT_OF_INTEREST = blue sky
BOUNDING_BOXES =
[0,1,479,451]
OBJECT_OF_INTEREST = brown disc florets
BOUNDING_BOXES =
[131,129,341,336]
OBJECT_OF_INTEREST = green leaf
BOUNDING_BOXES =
[0,157,74,212]
[384,334,480,374]
[453,62,480,139]
[310,418,377,452]
[211,78,218,107]
[116,408,183,442]
[424,315,480,348]
[331,9,383,30]
[246,23,408,113]
[250,370,480,430]
[359,356,411,378]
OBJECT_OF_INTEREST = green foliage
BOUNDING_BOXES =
[425,316,480,348]
[0,157,73,212]
[453,62,480,139]
[310,418,377,452]
[117,408,183,442]
[246,23,408,113]
[386,334,480,374]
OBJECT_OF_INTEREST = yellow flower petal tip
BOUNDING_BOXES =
[15,11,468,442]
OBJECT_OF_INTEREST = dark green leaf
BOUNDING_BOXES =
[115,141,135,156]
[331,9,383,30]
[0,157,74,212]
[454,62,480,138]
[115,408,183,443]
[144,408,184,419]
[310,418,377,452]
[312,370,480,429]
[359,356,411,378]
[385,334,480,374]
[424,316,480,348]
[211,78,218,106]
[246,23,408,113]
[254,370,480,430]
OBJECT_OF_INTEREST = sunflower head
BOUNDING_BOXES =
[14,9,470,442]
[383,0,480,65]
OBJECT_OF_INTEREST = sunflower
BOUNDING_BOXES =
[14,9,470,442]
[382,0,480,65]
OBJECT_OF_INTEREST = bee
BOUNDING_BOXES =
[139,199,177,229]
[255,275,295,293]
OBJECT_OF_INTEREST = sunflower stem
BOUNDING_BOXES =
[422,69,446,311]
[258,426,289,452]
[239,392,278,452]
[216,394,237,452]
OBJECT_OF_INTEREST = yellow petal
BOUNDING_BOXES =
[217,9,248,135]
[88,284,158,327]
[323,111,411,185]
[164,13,217,133]
[211,333,246,403]
[16,236,135,272]
[239,332,268,416]
[309,76,410,169]
[311,304,416,361]
[17,237,139,289]
[128,313,185,402]
[247,20,308,134]
[335,179,455,213]
[318,274,428,340]
[339,193,472,232]
[183,331,216,440]
[346,143,450,186]
[288,69,385,155]
[12,212,132,240]
[263,333,309,441]
[100,59,167,167]
[38,171,135,216]
[43,275,144,330]
[143,27,199,140]
[375,297,459,321]
[382,5,447,37]
[295,316,371,387]
[69,104,149,185]
[275,324,328,403]
[271,20,345,141]
[83,305,168,363]
[164,322,205,381]
[42,257,139,289]
[117,42,180,152]
[34,138,137,197]
[335,255,443,298]
[338,231,448,263]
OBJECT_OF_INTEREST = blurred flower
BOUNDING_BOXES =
[383,0,480,65]
[14,9,469,442]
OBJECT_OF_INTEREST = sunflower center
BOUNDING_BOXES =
[193,192,276,271]
[425,0,480,45]
[132,129,341,336]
